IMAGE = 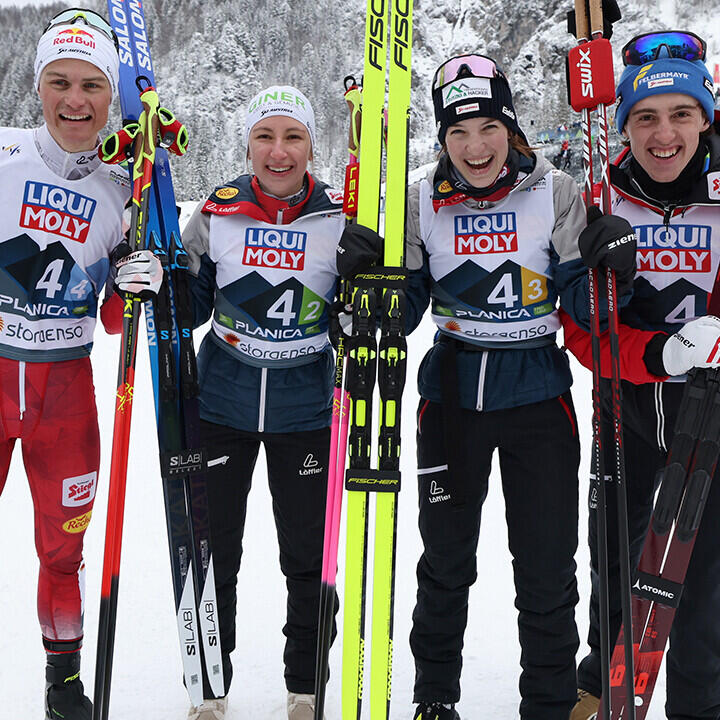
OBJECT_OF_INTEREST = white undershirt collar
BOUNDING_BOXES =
[33,124,102,180]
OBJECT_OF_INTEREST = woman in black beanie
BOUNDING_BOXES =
[400,54,631,720]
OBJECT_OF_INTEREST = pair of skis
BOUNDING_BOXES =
[605,367,720,719]
[93,2,223,718]
[315,0,413,717]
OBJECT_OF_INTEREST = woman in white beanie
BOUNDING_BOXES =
[0,9,159,719]
[181,85,371,720]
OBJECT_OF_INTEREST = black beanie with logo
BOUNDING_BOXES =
[432,62,527,145]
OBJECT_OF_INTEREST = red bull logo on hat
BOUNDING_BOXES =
[53,27,96,49]
[20,181,96,243]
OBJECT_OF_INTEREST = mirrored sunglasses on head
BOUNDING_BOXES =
[433,54,503,90]
[44,7,119,51]
[622,30,706,66]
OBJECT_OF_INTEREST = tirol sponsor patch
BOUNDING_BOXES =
[454,213,518,255]
[635,224,711,273]
[455,102,480,116]
[21,181,96,243]
[647,77,674,89]
[442,77,491,107]
[708,172,720,200]
[63,510,92,534]
[62,471,97,507]
[243,227,307,270]
[325,188,344,204]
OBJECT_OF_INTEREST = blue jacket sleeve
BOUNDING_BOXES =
[404,251,431,335]
[189,254,217,328]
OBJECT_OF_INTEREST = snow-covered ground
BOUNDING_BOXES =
[2,299,668,718]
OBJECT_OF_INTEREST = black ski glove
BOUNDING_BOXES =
[579,205,637,293]
[337,223,383,279]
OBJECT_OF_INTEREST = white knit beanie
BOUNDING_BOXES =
[244,86,316,150]
[35,24,119,99]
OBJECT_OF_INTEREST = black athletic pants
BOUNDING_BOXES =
[577,380,720,720]
[410,394,581,719]
[200,419,337,695]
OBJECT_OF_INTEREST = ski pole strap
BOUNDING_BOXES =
[99,123,140,164]
[438,335,466,508]
[157,106,189,156]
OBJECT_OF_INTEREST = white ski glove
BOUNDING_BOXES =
[114,247,163,299]
[662,315,720,377]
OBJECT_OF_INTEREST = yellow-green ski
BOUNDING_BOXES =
[341,0,412,717]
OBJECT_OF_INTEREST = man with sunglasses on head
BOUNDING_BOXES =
[0,8,161,720]
[562,30,720,720]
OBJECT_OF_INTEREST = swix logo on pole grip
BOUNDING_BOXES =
[567,38,616,111]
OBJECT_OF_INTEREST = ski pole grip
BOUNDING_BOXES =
[574,0,590,41]
[589,0,604,36]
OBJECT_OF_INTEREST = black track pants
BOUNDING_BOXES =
[410,394,580,720]
[577,380,720,720]
[200,419,337,695]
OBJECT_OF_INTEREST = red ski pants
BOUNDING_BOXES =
[0,356,100,642]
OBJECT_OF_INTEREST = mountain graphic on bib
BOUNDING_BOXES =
[219,272,327,336]
[0,235,101,316]
[436,259,551,317]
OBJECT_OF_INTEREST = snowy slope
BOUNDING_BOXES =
[1,298,670,718]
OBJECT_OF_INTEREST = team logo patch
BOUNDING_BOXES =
[62,472,97,507]
[325,188,344,204]
[53,27,96,49]
[442,77,491,107]
[63,510,92,534]
[438,180,453,194]
[647,77,674,89]
[20,181,96,243]
[454,213,518,255]
[708,172,720,200]
[635,224,711,273]
[215,186,239,200]
[243,227,307,270]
